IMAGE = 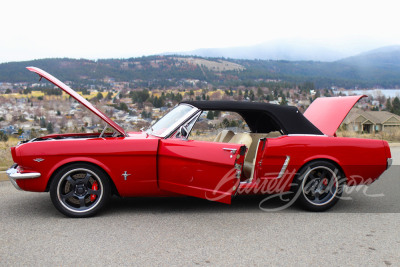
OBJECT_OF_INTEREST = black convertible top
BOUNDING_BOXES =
[181,101,323,135]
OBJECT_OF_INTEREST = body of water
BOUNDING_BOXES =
[334,89,400,98]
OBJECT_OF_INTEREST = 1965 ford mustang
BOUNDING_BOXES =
[7,67,392,217]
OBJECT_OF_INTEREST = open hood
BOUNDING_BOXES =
[304,95,366,136]
[27,67,126,136]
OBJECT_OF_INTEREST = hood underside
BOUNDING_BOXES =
[304,95,366,136]
[27,67,126,136]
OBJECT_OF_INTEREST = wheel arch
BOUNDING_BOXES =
[45,159,120,196]
[296,157,347,183]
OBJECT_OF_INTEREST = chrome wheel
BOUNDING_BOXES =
[57,168,103,213]
[301,166,338,206]
[293,161,344,212]
[50,164,110,217]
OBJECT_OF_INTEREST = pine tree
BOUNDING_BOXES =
[386,98,392,111]
[391,97,400,115]
[47,122,54,133]
[96,92,103,101]
[40,117,46,128]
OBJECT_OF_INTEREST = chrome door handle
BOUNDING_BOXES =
[223,148,237,154]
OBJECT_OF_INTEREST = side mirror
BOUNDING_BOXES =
[179,126,188,140]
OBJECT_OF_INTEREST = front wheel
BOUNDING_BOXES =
[50,163,110,217]
[293,161,345,212]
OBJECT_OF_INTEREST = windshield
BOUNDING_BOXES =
[147,104,198,137]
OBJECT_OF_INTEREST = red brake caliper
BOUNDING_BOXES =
[90,181,98,202]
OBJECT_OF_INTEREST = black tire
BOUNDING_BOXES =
[292,161,345,212]
[50,163,110,218]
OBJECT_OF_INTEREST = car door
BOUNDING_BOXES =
[158,139,246,204]
[253,137,293,194]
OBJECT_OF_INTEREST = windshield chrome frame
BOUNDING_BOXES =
[148,104,200,138]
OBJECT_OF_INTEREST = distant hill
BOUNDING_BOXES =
[178,40,347,62]
[333,45,400,86]
[172,38,387,62]
[1,46,400,89]
[339,45,400,68]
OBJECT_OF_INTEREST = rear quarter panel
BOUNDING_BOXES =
[255,135,389,193]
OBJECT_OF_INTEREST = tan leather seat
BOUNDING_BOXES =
[213,130,235,143]
[228,133,252,149]
[243,134,264,178]
[228,133,253,177]
[236,132,282,179]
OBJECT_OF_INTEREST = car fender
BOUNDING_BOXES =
[296,155,346,177]
[46,157,114,190]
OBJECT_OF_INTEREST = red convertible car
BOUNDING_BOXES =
[7,67,392,217]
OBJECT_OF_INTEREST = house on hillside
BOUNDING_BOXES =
[342,109,400,133]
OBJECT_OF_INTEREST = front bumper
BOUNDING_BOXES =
[6,164,41,190]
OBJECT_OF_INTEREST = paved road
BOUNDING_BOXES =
[1,149,400,266]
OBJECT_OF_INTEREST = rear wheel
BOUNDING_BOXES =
[50,163,110,217]
[293,161,345,212]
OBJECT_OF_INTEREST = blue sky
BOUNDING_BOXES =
[1,0,399,63]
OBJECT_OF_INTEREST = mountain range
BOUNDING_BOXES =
[1,45,400,89]
[171,38,391,62]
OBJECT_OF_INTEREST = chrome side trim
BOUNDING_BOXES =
[277,156,290,179]
[223,148,237,154]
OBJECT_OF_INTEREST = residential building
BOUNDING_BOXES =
[342,109,400,133]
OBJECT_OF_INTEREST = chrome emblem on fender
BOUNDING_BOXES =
[122,171,131,181]
[33,158,44,162]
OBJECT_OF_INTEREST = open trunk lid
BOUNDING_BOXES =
[27,67,126,136]
[304,95,366,136]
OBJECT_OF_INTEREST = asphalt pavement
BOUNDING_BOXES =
[1,148,400,266]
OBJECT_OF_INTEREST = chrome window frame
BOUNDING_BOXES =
[169,110,202,139]
[148,104,200,138]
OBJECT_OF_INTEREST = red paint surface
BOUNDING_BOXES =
[304,95,366,136]
[13,133,390,200]
[26,67,126,136]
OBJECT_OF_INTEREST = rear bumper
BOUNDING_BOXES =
[387,158,393,170]
[6,164,41,191]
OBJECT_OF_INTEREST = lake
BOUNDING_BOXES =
[334,89,400,98]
